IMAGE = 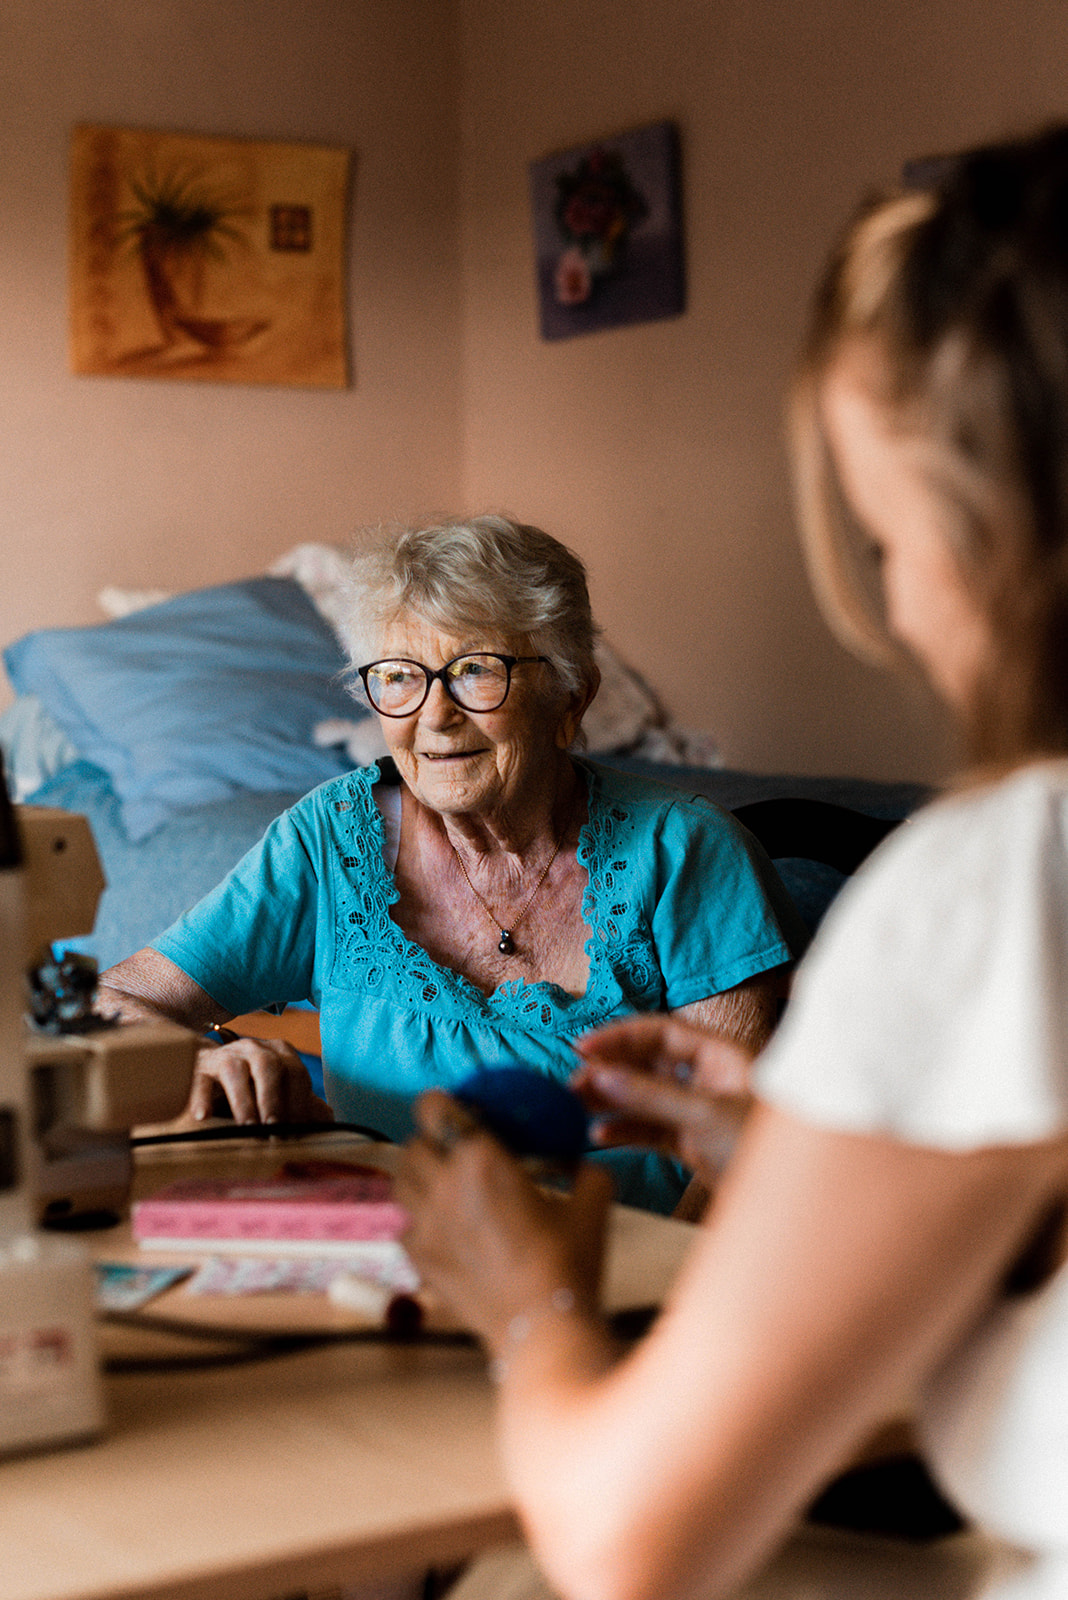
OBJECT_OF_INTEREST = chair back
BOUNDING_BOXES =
[730,797,899,876]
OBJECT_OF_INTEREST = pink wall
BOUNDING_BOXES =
[0,0,463,687]
[457,0,1068,780]
[6,2,1068,780]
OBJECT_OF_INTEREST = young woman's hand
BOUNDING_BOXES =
[572,1015,756,1188]
[396,1090,615,1348]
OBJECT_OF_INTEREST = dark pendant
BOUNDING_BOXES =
[498,929,515,955]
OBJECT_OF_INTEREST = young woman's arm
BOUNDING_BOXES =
[398,1094,1068,1600]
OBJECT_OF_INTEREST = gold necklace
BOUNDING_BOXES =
[449,816,568,956]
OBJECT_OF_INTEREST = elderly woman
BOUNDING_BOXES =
[98,515,803,1212]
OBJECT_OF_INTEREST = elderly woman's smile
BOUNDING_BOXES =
[421,749,488,760]
[418,746,493,771]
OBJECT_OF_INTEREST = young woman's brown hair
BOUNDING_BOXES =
[791,126,1068,768]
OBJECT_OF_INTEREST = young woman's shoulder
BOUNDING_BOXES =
[846,758,1068,906]
[754,760,1068,1149]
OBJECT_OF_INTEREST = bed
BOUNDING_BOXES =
[1,544,929,1021]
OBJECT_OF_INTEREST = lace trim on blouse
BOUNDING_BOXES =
[328,761,645,1030]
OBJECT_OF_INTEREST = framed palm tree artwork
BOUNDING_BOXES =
[69,126,351,388]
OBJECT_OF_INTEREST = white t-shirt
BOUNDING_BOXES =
[755,762,1068,1581]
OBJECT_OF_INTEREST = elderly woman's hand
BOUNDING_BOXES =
[396,1090,614,1349]
[572,1015,755,1189]
[189,1035,334,1125]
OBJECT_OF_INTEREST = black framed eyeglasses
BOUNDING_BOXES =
[358,653,550,717]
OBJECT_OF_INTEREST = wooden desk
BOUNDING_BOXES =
[0,1134,695,1600]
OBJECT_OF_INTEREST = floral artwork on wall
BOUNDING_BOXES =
[69,125,351,388]
[528,120,684,341]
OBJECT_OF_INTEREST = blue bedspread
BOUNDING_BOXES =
[32,761,314,972]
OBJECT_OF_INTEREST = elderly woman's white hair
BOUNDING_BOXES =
[344,515,601,698]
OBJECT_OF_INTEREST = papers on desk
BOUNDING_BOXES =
[124,1158,424,1301]
[184,1251,420,1296]
[94,1263,192,1310]
[95,1251,419,1302]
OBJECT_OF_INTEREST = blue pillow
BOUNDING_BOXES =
[3,577,366,840]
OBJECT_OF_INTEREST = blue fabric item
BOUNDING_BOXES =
[296,1048,326,1101]
[3,577,364,841]
[151,758,805,1213]
[455,1064,591,1160]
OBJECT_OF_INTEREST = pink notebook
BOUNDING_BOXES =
[133,1160,407,1250]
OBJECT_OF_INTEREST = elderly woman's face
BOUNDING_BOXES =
[371,614,579,819]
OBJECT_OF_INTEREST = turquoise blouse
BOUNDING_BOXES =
[153,759,803,1211]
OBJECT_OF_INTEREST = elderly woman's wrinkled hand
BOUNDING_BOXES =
[396,1089,614,1348]
[572,1015,755,1187]
[188,1036,334,1125]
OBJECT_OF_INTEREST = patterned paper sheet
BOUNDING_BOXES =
[184,1251,420,1296]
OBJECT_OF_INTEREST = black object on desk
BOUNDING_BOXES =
[805,1453,966,1542]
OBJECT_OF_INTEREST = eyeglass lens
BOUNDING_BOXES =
[365,654,512,714]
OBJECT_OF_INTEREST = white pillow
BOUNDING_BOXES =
[267,543,361,654]
[97,586,174,618]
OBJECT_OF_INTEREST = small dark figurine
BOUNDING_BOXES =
[28,952,113,1035]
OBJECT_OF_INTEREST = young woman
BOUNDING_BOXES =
[396,127,1068,1600]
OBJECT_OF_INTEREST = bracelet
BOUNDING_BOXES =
[487,1287,576,1385]
[201,1024,241,1048]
